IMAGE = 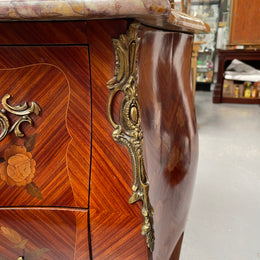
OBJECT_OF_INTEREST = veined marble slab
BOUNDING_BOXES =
[0,0,209,32]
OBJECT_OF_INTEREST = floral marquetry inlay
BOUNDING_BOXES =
[0,134,42,199]
[0,225,49,259]
[0,145,36,187]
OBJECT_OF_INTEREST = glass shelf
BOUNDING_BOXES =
[190,0,220,84]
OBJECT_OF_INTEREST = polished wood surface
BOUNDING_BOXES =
[0,209,89,259]
[0,46,91,207]
[0,22,88,45]
[138,26,198,259]
[0,20,199,259]
[87,20,149,259]
[0,22,91,259]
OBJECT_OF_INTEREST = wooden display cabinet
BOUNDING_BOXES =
[229,0,260,47]
[213,49,260,104]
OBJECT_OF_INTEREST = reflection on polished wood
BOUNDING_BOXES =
[0,46,91,208]
[0,22,91,258]
[0,18,200,259]
[0,209,89,259]
[87,20,149,259]
[138,25,198,259]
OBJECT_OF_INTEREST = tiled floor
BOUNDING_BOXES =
[180,91,260,260]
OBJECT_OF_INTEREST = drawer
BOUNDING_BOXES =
[0,209,89,259]
[0,46,91,207]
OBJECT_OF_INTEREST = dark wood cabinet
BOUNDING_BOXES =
[213,49,260,104]
[229,0,260,46]
[0,18,201,259]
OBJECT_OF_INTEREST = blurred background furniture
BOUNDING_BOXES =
[213,49,260,104]
[228,0,260,48]
[192,41,206,96]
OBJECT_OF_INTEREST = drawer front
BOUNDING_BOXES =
[0,46,91,207]
[0,209,89,259]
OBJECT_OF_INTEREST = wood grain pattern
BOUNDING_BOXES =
[87,20,149,259]
[0,209,89,259]
[138,26,198,259]
[229,0,260,45]
[75,211,90,260]
[0,21,199,259]
[0,22,88,45]
[0,22,92,259]
[0,44,91,207]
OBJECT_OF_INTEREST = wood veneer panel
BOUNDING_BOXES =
[138,26,198,259]
[0,45,91,207]
[0,22,88,45]
[0,209,89,259]
[229,0,260,45]
[87,20,149,259]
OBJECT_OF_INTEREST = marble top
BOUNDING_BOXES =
[0,0,209,32]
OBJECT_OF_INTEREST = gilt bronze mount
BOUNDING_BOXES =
[107,23,155,251]
[0,94,41,142]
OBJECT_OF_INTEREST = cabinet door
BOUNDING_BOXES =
[0,46,91,208]
[230,0,260,45]
[0,209,89,259]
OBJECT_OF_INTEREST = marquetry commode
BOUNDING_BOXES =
[0,1,208,259]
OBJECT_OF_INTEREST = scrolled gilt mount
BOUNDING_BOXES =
[107,23,155,251]
[0,94,41,142]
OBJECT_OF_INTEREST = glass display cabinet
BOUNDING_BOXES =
[189,0,220,90]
